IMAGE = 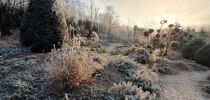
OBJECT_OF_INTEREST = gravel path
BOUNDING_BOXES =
[159,59,210,100]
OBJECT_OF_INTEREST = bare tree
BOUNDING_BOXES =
[99,6,119,37]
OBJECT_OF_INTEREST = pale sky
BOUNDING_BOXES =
[95,0,210,29]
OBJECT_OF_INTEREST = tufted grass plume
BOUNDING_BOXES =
[45,47,99,90]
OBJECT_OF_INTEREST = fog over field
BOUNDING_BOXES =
[95,0,210,30]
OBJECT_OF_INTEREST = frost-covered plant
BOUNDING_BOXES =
[120,46,150,64]
[146,22,193,57]
[150,37,161,48]
[121,46,146,55]
[108,82,157,100]
[0,66,47,99]
[108,57,140,76]
[133,66,158,82]
[0,45,29,60]
[45,47,99,90]
[0,56,37,78]
[127,77,160,97]
[107,56,142,77]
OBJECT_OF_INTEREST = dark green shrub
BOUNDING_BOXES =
[20,0,68,52]
[30,39,52,52]
[194,43,210,67]
[0,1,26,36]
[182,38,206,60]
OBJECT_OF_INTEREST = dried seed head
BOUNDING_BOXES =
[146,44,153,49]
[159,43,166,49]
[160,20,167,24]
[173,28,180,33]
[144,31,149,37]
[162,34,167,38]
[151,38,161,47]
[157,29,161,33]
[150,50,153,54]
[148,29,154,34]
[156,34,161,38]
[168,24,174,28]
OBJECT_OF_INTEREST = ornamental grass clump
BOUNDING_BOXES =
[45,47,97,90]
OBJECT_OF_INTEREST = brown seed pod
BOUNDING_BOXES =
[159,43,166,49]
[160,20,167,24]
[156,34,161,38]
[174,28,180,33]
[151,37,160,47]
[148,29,154,34]
[144,31,149,37]
[153,38,160,42]
[168,24,174,28]
[146,44,153,49]
[157,29,161,33]
[149,50,153,54]
[162,34,167,38]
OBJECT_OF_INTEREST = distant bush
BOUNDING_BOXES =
[45,47,98,90]
[194,43,210,67]
[20,0,68,52]
[0,1,26,36]
[182,38,206,60]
